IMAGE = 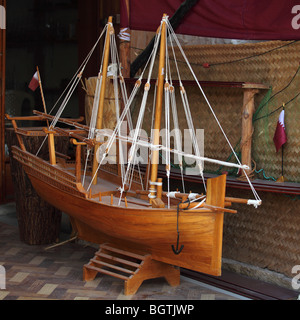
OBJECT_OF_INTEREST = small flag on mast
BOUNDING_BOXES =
[28,71,39,91]
[273,109,287,152]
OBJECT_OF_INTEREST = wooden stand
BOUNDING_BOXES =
[241,83,269,176]
[83,243,180,295]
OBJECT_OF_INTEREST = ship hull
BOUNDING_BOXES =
[12,146,226,276]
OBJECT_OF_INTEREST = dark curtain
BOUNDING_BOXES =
[121,0,300,40]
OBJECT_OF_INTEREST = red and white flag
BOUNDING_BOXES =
[28,71,39,91]
[273,109,287,152]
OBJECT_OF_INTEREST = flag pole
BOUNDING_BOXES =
[281,104,285,178]
[276,103,285,183]
[36,66,49,128]
[281,144,284,177]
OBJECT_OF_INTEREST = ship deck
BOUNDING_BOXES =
[82,175,154,209]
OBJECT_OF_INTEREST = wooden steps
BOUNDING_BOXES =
[83,243,180,295]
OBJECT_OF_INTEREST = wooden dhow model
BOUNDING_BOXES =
[6,15,262,295]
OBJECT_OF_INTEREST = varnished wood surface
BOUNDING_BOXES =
[12,145,228,276]
[83,243,180,295]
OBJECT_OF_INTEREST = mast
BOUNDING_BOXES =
[149,14,167,200]
[91,16,113,185]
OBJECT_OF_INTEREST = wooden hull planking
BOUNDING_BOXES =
[12,146,226,276]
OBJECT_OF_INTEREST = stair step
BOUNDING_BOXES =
[100,244,147,261]
[95,252,141,268]
[84,264,129,281]
[90,258,135,275]
[83,243,181,296]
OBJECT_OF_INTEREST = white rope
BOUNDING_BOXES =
[50,71,83,129]
[111,30,142,188]
[36,25,108,157]
[164,83,171,207]
[86,78,142,192]
[110,31,126,184]
[82,25,112,186]
[115,27,162,202]
[119,82,150,199]
[166,19,261,206]
[180,86,206,192]
[149,181,163,186]
[102,131,249,171]
[49,25,107,116]
[170,92,182,156]
[118,27,131,41]
[188,193,200,200]
[87,26,162,194]
[166,191,180,199]
[167,24,206,192]
[82,72,102,186]
[84,16,260,209]
[190,194,206,202]
[169,84,185,193]
[164,36,172,208]
[189,198,206,210]
[247,199,262,208]
[88,74,103,140]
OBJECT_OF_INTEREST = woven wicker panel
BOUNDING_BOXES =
[168,40,300,182]
[87,40,300,180]
[223,188,300,278]
[183,86,243,173]
[84,76,118,130]
[131,82,244,172]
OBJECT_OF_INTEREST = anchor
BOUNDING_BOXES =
[171,234,184,255]
[171,199,189,255]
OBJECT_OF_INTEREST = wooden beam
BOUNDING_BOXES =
[119,0,130,78]
[149,14,167,200]
[206,174,226,274]
[91,16,113,185]
[125,78,269,90]
[45,129,57,165]
[241,88,259,175]
[71,139,86,183]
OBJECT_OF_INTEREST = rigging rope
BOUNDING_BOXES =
[86,30,161,193]
[167,25,206,191]
[164,35,171,208]
[117,27,163,203]
[36,25,108,158]
[166,19,261,205]
[44,16,262,208]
